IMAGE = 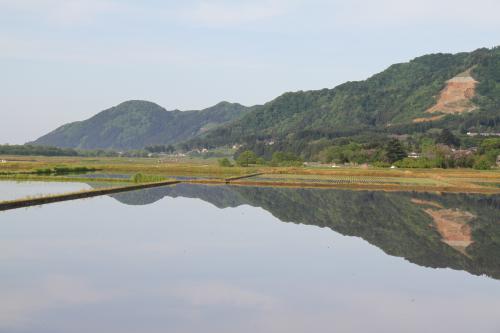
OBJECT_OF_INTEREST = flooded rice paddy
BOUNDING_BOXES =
[0,180,499,333]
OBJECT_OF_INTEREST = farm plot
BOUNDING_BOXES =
[248,174,448,187]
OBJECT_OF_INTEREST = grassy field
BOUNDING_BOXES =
[0,155,254,177]
[1,154,499,194]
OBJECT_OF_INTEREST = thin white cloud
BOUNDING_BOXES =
[0,34,210,67]
[0,0,126,25]
[49,0,122,24]
[0,274,115,328]
[0,0,298,27]
[184,0,299,26]
[3,0,500,27]
[332,0,500,27]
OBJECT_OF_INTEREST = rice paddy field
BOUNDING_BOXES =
[0,155,254,176]
[1,155,500,194]
[249,173,447,186]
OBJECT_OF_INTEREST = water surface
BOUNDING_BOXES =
[0,183,499,333]
[0,180,91,201]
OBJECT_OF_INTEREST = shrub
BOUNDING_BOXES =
[35,168,52,174]
[394,158,435,168]
[131,173,166,183]
[236,150,258,167]
[218,158,233,167]
[269,151,303,166]
[473,156,491,170]
[53,166,96,174]
[372,161,391,168]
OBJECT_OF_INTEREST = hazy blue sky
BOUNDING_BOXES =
[1,0,499,143]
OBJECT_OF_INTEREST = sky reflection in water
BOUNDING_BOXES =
[0,183,499,333]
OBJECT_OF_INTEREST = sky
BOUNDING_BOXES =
[1,0,499,144]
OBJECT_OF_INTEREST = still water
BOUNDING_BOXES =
[0,182,499,333]
[0,180,91,201]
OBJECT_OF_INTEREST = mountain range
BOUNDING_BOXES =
[33,47,500,152]
[33,101,252,150]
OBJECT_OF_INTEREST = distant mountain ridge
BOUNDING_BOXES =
[189,47,500,154]
[33,100,251,149]
[34,47,500,151]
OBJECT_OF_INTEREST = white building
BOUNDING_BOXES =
[408,152,420,159]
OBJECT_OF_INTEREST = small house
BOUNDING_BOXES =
[408,152,420,159]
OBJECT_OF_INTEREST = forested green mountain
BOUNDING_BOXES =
[34,47,499,153]
[33,100,250,149]
[188,47,500,156]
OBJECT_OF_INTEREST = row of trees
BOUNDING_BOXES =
[316,134,499,169]
[0,144,157,158]
[226,131,500,170]
[219,151,303,167]
[0,144,79,156]
[144,145,176,153]
[317,139,406,165]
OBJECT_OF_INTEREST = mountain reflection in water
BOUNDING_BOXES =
[107,184,500,280]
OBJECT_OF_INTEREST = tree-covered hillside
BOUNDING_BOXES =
[188,47,500,154]
[32,100,250,150]
[33,47,499,154]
